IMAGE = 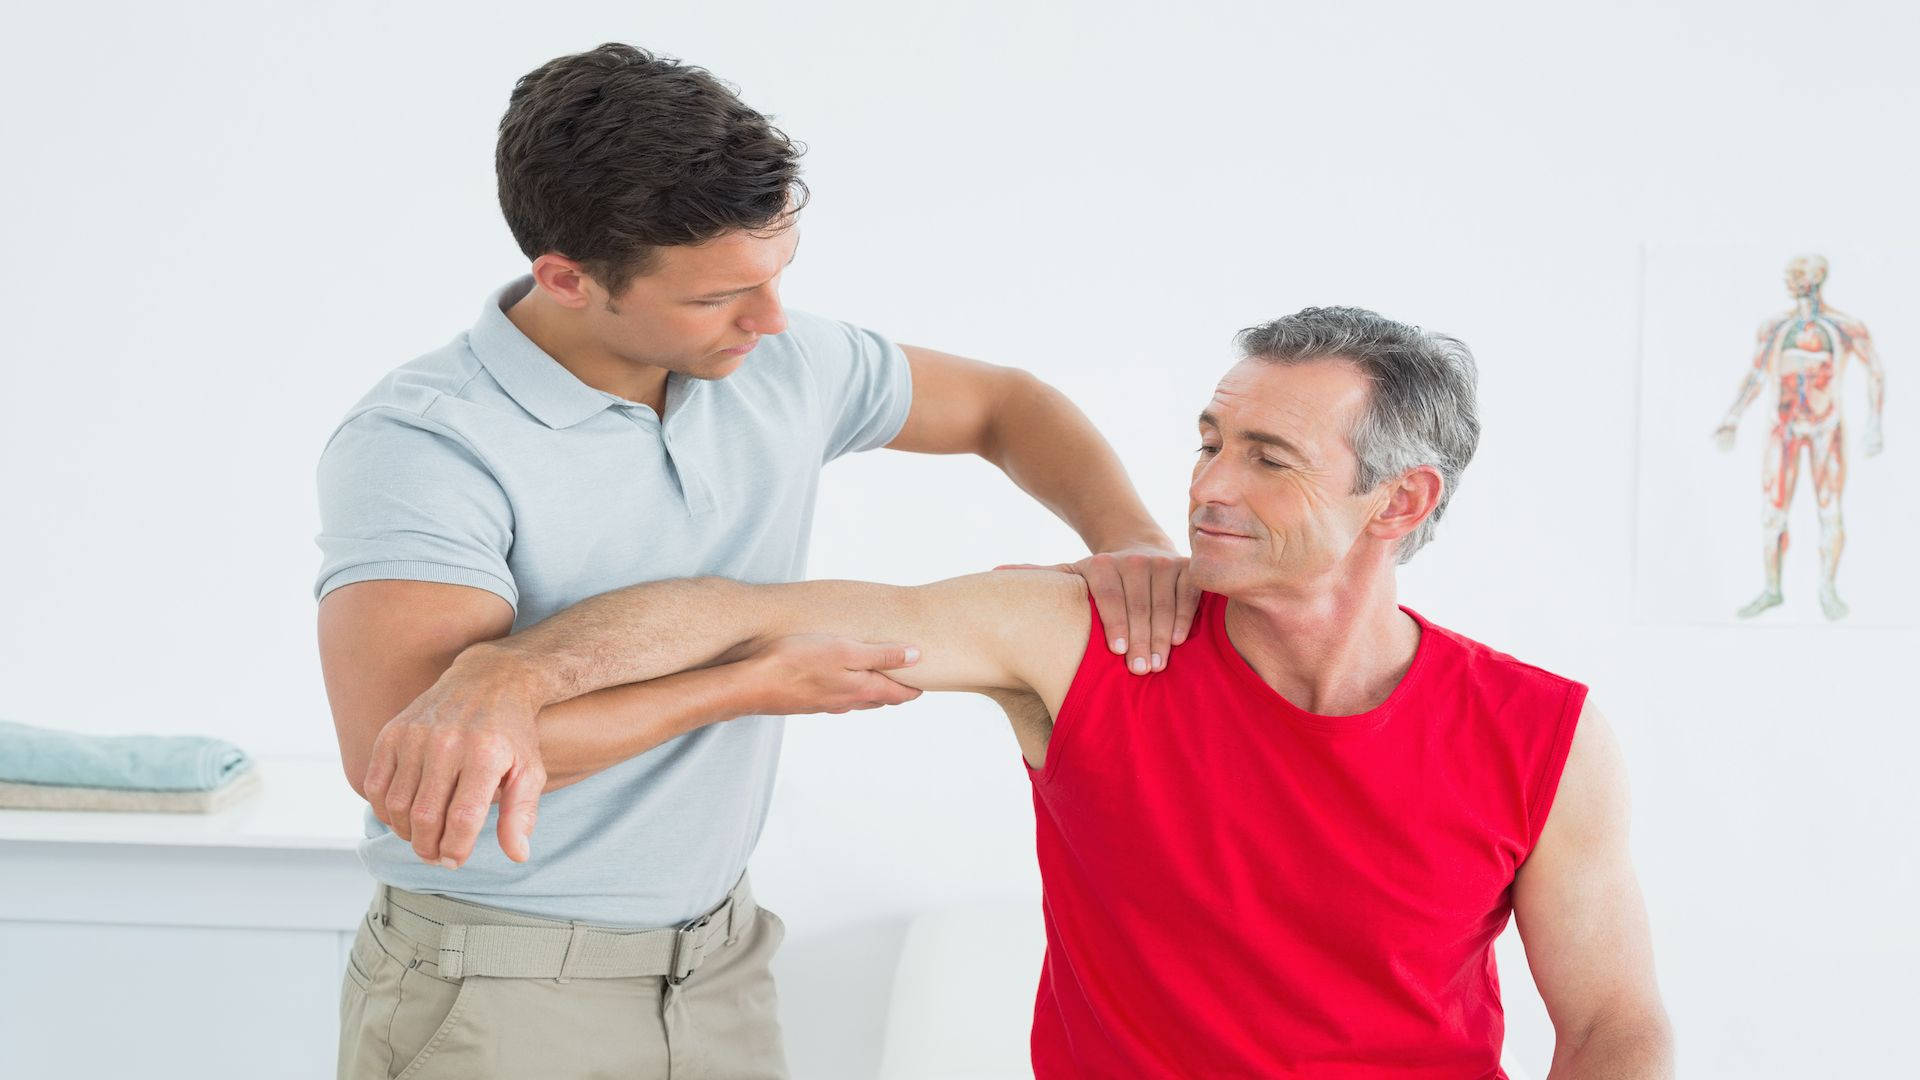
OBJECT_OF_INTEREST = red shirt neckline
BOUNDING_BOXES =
[1206,592,1435,735]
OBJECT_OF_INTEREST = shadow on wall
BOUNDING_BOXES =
[771,915,914,1080]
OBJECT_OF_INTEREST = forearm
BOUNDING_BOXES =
[986,373,1171,552]
[1546,1009,1675,1080]
[472,572,1018,710]
[537,662,759,793]
[472,575,777,708]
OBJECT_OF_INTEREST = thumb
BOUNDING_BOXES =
[495,763,544,864]
[861,642,921,671]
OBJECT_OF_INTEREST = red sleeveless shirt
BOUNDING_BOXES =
[1026,590,1585,1078]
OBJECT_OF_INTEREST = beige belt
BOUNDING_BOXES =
[369,875,757,984]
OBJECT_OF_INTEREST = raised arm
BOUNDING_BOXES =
[367,569,1092,868]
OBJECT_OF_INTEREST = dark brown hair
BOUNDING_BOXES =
[495,43,809,297]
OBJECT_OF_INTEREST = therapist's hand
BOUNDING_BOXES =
[365,634,925,870]
[362,644,547,869]
[995,543,1199,675]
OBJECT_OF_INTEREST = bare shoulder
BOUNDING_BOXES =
[1531,698,1631,863]
[957,568,1091,713]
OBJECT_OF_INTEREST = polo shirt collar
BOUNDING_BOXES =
[469,275,621,430]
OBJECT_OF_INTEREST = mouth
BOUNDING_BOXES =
[719,340,758,356]
[1192,525,1253,540]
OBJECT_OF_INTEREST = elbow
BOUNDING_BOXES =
[1557,1003,1675,1077]
[340,759,368,803]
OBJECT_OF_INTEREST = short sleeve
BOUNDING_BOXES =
[1523,679,1589,855]
[313,407,518,612]
[785,309,915,463]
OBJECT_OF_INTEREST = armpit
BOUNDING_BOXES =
[980,686,1055,771]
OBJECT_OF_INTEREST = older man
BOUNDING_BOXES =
[376,307,1674,1077]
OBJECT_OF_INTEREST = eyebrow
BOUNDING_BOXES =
[1198,410,1308,461]
[691,238,802,300]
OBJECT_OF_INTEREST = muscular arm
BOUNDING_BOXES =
[1513,700,1675,1079]
[363,569,1096,866]
[486,569,1090,717]
[319,580,766,799]
[891,344,1198,673]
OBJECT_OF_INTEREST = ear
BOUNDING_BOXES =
[528,253,597,311]
[1366,465,1444,546]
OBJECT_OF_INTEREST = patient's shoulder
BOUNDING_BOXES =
[977,568,1092,714]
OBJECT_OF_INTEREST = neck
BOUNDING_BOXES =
[507,285,671,414]
[1795,290,1822,317]
[1222,562,1421,717]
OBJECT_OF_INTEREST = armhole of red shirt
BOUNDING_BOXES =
[1027,591,1108,787]
[1523,679,1589,856]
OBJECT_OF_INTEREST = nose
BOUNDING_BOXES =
[737,288,787,337]
[1188,450,1237,510]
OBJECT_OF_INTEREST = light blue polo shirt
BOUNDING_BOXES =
[314,274,913,926]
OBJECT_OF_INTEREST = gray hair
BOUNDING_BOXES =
[1233,306,1480,563]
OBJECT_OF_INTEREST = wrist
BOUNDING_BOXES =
[454,640,562,709]
[719,653,773,717]
[1092,532,1174,556]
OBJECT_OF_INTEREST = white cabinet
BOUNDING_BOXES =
[0,757,370,1080]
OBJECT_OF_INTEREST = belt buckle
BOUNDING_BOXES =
[667,912,712,985]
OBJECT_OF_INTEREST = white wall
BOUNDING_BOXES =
[3,1,1914,1076]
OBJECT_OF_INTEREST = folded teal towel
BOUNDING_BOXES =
[0,719,253,792]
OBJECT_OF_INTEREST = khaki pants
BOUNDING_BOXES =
[337,875,788,1079]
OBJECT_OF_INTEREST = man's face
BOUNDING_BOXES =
[583,218,801,378]
[1187,358,1387,596]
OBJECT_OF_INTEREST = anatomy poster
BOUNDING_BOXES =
[1634,244,1910,627]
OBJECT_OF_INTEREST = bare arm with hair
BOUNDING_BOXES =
[320,580,930,864]
[365,569,1093,868]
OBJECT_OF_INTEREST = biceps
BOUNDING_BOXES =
[1513,838,1655,1020]
[317,580,515,793]
[749,570,1078,696]
[885,346,1017,455]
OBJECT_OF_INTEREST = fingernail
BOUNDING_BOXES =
[1130,656,1147,674]
[1152,653,1163,671]
[903,647,920,663]
[1112,637,1126,653]
[439,857,458,869]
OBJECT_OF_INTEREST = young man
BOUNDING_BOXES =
[378,307,1675,1077]
[318,43,1191,1080]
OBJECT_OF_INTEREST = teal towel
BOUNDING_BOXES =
[0,719,253,792]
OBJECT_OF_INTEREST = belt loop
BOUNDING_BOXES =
[375,884,391,927]
[724,873,745,946]
[554,922,586,985]
[438,925,469,980]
